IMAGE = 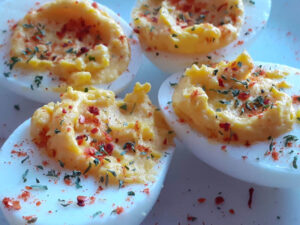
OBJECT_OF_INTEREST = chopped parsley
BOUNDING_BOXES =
[107,170,116,177]
[46,169,59,178]
[22,169,29,183]
[65,48,77,54]
[8,56,21,70]
[83,162,92,174]
[88,56,96,61]
[293,156,298,169]
[30,185,48,190]
[58,199,71,207]
[120,104,127,110]
[21,155,29,164]
[58,160,64,168]
[92,211,103,218]
[128,191,135,196]
[283,135,298,147]
[22,24,34,29]
[54,129,61,134]
[14,104,20,111]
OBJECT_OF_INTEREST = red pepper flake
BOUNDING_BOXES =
[116,206,124,215]
[238,92,250,101]
[245,141,251,147]
[219,122,230,131]
[191,89,198,98]
[272,151,279,161]
[178,118,185,123]
[89,196,96,205]
[237,40,244,45]
[23,216,37,224]
[11,150,27,157]
[62,108,67,114]
[242,156,248,160]
[217,3,228,12]
[143,188,150,195]
[18,191,30,202]
[105,143,114,155]
[92,2,98,8]
[215,196,224,205]
[197,198,206,203]
[68,105,73,109]
[292,95,300,104]
[133,28,140,34]
[96,186,103,194]
[163,138,167,145]
[229,209,235,214]
[36,201,41,207]
[64,177,72,186]
[88,106,99,115]
[187,215,197,222]
[77,196,87,207]
[248,187,254,209]
[2,197,21,210]
[91,128,98,134]
[76,134,87,145]
[218,78,225,87]
[84,147,96,157]
[221,145,227,151]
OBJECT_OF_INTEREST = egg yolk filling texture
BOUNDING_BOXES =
[173,52,295,145]
[30,83,174,185]
[10,0,130,90]
[132,0,244,54]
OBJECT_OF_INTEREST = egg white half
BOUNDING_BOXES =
[142,0,271,74]
[158,63,300,188]
[0,0,142,103]
[0,119,175,225]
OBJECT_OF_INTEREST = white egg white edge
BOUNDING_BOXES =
[0,0,143,103]
[0,119,175,225]
[140,0,271,74]
[158,62,300,189]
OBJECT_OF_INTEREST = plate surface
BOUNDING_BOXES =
[0,0,300,225]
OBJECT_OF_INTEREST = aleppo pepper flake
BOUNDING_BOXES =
[77,196,87,207]
[187,215,197,222]
[238,92,250,101]
[88,106,99,115]
[218,78,225,87]
[197,198,206,203]
[229,209,235,214]
[2,197,21,210]
[115,206,124,215]
[292,95,300,104]
[219,123,230,131]
[215,196,224,205]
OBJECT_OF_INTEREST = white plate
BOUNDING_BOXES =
[1,0,300,225]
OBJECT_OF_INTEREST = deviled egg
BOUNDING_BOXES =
[0,0,142,103]
[132,0,271,73]
[159,52,300,188]
[0,83,175,225]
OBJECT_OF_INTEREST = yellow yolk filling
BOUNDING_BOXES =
[31,83,174,185]
[132,0,244,54]
[10,0,130,90]
[173,52,295,145]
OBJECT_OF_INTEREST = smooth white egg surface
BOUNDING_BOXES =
[158,63,300,188]
[142,0,271,74]
[0,119,175,225]
[0,0,142,103]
